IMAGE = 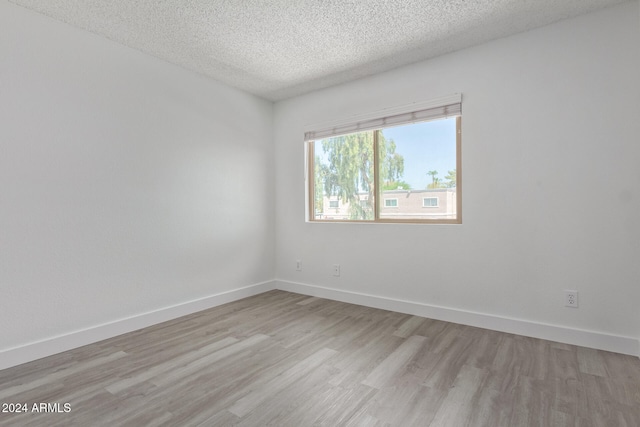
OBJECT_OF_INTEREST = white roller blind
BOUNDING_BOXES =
[304,94,461,142]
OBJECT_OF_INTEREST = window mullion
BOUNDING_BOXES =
[373,130,380,221]
[308,141,315,221]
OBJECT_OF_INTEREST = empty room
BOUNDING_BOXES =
[1,0,639,425]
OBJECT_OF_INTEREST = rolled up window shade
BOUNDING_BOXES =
[304,94,461,142]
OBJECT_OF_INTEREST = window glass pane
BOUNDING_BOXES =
[378,118,457,220]
[423,197,438,207]
[312,131,375,220]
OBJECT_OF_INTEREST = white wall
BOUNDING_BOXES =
[274,2,640,353]
[0,1,274,363]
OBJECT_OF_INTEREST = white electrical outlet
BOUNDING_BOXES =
[296,260,302,271]
[564,290,578,308]
[333,264,340,277]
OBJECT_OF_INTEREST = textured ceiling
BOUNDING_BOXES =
[10,0,630,101]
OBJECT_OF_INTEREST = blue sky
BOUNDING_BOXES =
[314,117,457,191]
[382,117,456,189]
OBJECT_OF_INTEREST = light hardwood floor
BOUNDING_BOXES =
[1,290,639,426]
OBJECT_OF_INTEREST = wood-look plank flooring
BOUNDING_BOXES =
[1,290,639,426]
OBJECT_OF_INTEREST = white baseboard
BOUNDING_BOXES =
[275,280,640,357]
[0,281,276,371]
[3,279,637,371]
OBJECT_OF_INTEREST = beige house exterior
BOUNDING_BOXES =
[320,188,457,220]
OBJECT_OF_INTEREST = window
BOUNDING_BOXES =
[423,197,438,207]
[306,95,461,223]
